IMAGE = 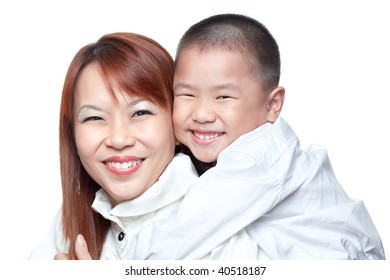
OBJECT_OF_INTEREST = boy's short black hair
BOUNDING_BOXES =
[175,13,281,93]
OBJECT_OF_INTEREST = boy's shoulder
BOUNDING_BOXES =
[213,117,299,176]
[219,117,298,158]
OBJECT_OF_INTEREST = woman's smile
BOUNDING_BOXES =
[103,155,144,176]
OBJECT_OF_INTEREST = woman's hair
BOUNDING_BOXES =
[59,32,174,259]
[175,13,280,93]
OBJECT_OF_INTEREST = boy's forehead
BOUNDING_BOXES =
[178,46,249,58]
[175,47,254,73]
[173,51,265,98]
[174,47,260,83]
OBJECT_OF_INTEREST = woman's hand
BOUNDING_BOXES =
[54,252,69,260]
[54,234,93,260]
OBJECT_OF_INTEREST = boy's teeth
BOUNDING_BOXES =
[194,132,221,140]
[107,160,142,170]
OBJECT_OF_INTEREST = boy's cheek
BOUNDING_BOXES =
[173,106,188,123]
[172,115,185,135]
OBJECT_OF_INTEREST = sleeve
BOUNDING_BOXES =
[27,207,69,260]
[246,200,385,259]
[245,144,386,260]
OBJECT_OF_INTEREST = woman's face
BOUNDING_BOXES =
[74,63,175,206]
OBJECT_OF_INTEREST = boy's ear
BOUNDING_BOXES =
[267,86,285,123]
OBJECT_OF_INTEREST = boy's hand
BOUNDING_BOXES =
[53,234,93,260]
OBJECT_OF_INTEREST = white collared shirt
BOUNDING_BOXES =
[130,117,385,260]
[27,153,198,259]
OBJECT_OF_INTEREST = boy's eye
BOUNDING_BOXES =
[217,96,230,100]
[175,92,194,98]
[176,94,194,97]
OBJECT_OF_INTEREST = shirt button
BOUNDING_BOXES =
[118,232,125,241]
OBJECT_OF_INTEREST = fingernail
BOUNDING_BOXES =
[77,234,86,247]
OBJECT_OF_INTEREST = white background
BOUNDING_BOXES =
[0,0,388,270]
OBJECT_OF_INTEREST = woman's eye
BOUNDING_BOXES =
[83,116,102,122]
[217,96,230,100]
[132,110,152,117]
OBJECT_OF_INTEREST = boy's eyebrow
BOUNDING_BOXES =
[174,82,239,91]
[174,82,195,91]
[213,83,240,91]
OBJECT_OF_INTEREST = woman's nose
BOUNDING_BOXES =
[105,123,135,149]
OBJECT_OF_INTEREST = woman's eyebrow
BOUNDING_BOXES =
[78,98,146,111]
[78,104,102,113]
[128,98,146,106]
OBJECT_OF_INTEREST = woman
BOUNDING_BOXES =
[28,32,197,259]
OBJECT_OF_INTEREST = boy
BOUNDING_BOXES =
[76,14,385,259]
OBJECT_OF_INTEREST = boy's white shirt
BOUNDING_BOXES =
[130,117,385,260]
[28,117,385,260]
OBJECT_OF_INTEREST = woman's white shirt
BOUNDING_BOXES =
[27,153,197,259]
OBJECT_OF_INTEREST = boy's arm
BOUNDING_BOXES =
[132,142,384,260]
[131,118,384,260]
[246,200,385,259]
[131,121,303,259]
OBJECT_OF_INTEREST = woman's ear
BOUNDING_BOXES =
[267,86,285,123]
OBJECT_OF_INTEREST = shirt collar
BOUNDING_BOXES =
[92,153,198,220]
[217,116,298,170]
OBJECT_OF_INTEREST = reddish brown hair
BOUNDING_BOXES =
[59,32,174,259]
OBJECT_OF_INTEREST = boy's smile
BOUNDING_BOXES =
[192,130,224,143]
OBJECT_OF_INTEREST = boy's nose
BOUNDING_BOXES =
[192,101,216,123]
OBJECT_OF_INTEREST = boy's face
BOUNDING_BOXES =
[173,48,271,163]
